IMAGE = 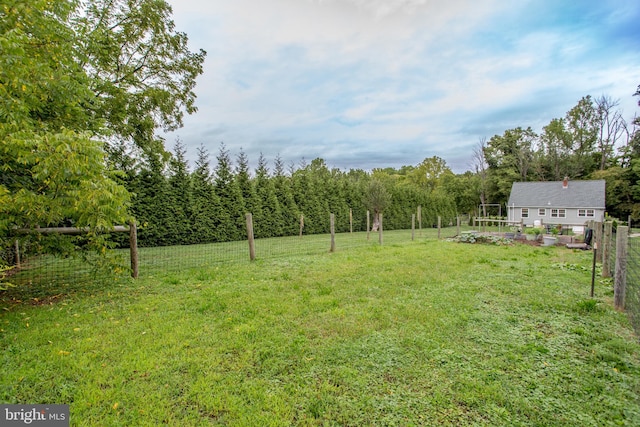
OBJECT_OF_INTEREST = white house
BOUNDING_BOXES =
[506,178,606,228]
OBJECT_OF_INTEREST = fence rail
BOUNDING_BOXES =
[473,218,523,232]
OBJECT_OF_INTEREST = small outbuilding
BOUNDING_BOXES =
[506,178,606,229]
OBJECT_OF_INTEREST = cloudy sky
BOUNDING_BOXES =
[163,0,640,173]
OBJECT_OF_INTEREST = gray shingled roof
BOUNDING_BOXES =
[507,180,605,209]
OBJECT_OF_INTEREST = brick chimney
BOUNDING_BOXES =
[562,176,569,189]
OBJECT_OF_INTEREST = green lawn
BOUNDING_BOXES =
[1,238,639,426]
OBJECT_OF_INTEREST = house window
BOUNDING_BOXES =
[538,208,546,216]
[578,209,595,218]
[521,208,529,218]
[551,209,566,218]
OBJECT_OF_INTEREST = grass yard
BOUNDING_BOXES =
[1,238,640,426]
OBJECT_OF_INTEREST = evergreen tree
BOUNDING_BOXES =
[190,145,223,243]
[386,182,417,230]
[273,154,300,236]
[308,159,332,233]
[214,143,245,241]
[235,148,262,233]
[168,140,192,244]
[131,155,175,246]
[254,154,284,238]
[292,159,329,234]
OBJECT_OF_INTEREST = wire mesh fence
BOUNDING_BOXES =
[626,236,640,336]
[6,224,471,294]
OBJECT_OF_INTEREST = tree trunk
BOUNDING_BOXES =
[371,211,381,232]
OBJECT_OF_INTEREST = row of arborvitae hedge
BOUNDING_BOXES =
[116,148,458,248]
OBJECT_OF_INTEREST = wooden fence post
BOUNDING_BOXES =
[349,209,353,234]
[417,205,422,235]
[379,213,383,245]
[411,214,415,241]
[602,221,612,278]
[595,222,603,263]
[614,225,629,310]
[129,220,139,279]
[14,239,20,269]
[367,210,370,241]
[246,213,256,261]
[437,216,441,240]
[299,214,304,237]
[330,213,336,253]
[456,216,461,236]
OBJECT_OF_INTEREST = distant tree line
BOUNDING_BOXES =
[477,93,640,221]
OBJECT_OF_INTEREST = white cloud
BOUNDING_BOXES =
[165,0,640,173]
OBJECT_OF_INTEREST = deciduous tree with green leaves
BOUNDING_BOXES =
[0,0,130,244]
[363,178,391,232]
[564,95,599,177]
[406,156,452,193]
[1,0,205,282]
[74,0,206,162]
[484,127,537,206]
